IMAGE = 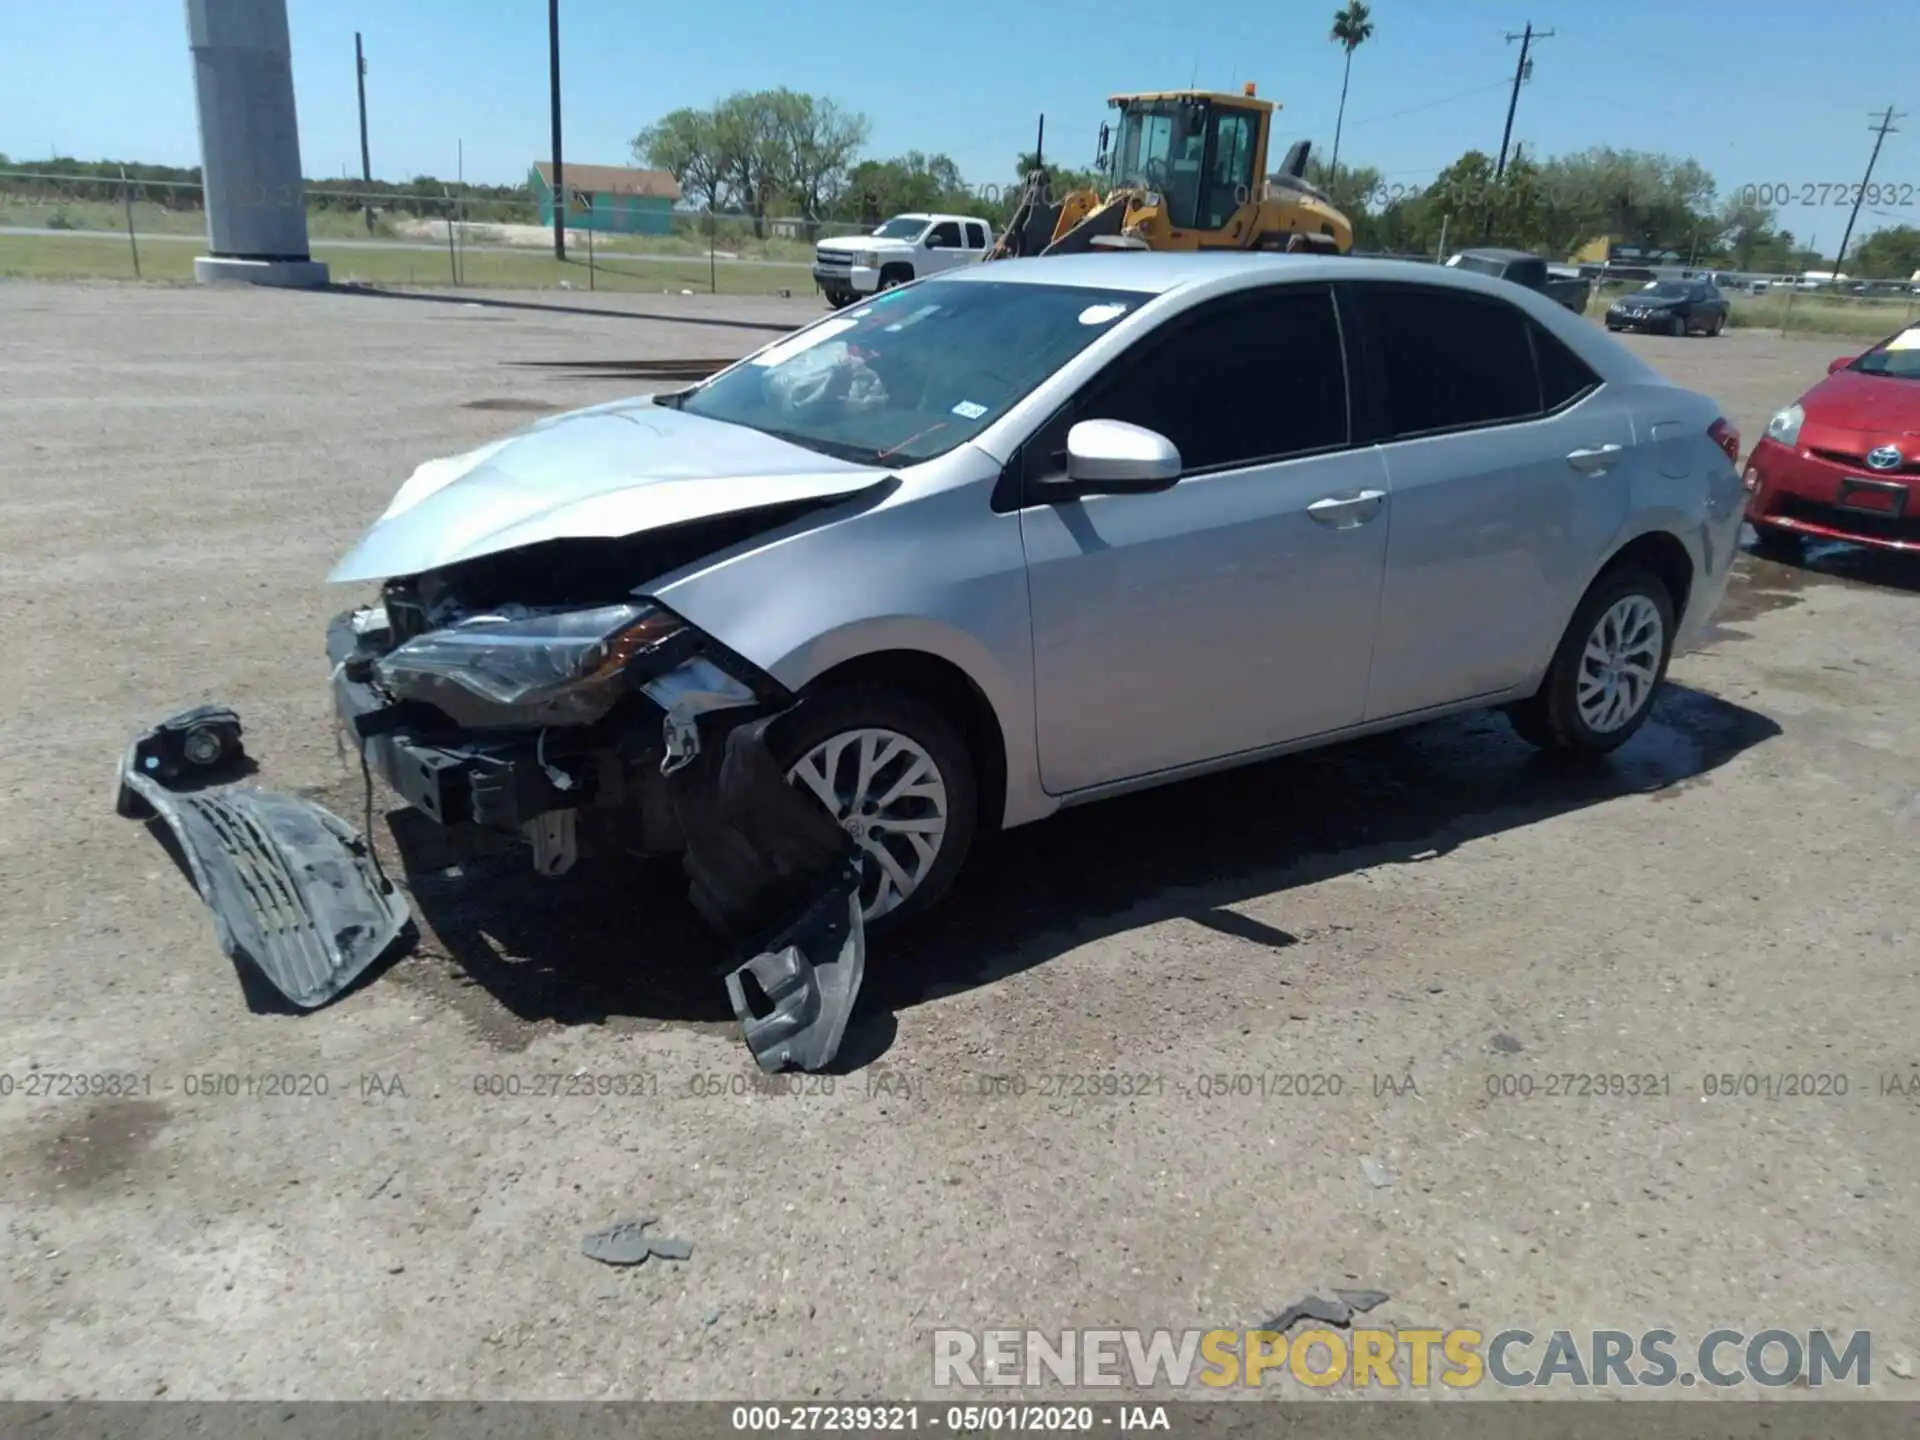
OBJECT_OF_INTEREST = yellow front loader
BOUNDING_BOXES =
[986,85,1353,261]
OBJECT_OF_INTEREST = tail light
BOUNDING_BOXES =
[1709,417,1740,465]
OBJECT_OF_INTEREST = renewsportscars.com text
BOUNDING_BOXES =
[932,1327,1873,1389]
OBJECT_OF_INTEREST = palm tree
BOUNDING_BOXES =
[1327,2,1375,177]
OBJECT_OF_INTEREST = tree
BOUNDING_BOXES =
[1327,1,1374,176]
[844,151,976,224]
[1853,224,1920,280]
[632,89,872,236]
[633,107,728,214]
[768,91,868,225]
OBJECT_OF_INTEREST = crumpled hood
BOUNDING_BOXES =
[328,396,888,583]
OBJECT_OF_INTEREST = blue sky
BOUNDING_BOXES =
[3,0,1916,245]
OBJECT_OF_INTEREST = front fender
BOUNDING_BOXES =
[652,465,1056,829]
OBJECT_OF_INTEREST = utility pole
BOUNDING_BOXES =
[355,32,372,231]
[1495,22,1552,180]
[548,0,565,259]
[1834,105,1904,275]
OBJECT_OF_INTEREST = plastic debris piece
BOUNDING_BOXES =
[581,1216,691,1266]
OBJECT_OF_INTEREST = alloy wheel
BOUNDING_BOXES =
[1577,595,1664,733]
[787,727,949,922]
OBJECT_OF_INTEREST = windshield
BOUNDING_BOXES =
[871,217,927,240]
[670,280,1146,465]
[1852,327,1920,380]
[1641,282,1691,298]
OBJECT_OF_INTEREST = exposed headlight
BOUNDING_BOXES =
[855,251,882,268]
[1765,403,1805,448]
[374,601,685,727]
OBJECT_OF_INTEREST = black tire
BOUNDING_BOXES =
[825,290,854,310]
[764,683,977,938]
[1504,564,1676,758]
[1711,310,1726,336]
[1749,522,1804,561]
[877,265,913,291]
[1668,312,1687,337]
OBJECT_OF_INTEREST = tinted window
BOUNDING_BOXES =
[1364,286,1539,436]
[1531,322,1601,411]
[965,222,989,249]
[1074,288,1348,470]
[928,221,964,248]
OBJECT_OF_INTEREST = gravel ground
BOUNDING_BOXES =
[0,280,1916,1403]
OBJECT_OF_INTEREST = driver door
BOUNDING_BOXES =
[1015,285,1390,794]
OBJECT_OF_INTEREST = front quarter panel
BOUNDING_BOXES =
[651,445,1052,828]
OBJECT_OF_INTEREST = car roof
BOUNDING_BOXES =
[937,251,1557,299]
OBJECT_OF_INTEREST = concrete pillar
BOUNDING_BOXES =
[184,0,328,287]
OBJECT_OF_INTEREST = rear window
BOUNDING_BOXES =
[1362,285,1541,436]
[672,280,1146,464]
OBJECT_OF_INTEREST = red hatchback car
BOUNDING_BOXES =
[1744,324,1920,556]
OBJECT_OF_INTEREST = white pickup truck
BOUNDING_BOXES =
[811,212,996,308]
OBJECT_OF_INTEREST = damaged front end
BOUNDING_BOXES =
[328,538,866,1071]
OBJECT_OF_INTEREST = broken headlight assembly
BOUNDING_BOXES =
[372,601,686,728]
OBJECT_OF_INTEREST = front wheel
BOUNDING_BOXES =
[768,684,977,936]
[1669,312,1687,337]
[1505,565,1676,757]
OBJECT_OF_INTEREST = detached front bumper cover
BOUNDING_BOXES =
[668,711,867,1073]
[115,706,412,1009]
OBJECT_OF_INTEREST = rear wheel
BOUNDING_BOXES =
[767,684,977,936]
[1711,310,1727,336]
[1505,565,1675,757]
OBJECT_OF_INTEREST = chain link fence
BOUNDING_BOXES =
[4,168,1916,337]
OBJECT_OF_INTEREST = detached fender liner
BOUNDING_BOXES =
[116,713,411,1009]
[667,712,866,1072]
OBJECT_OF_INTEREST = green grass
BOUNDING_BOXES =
[0,194,849,261]
[0,231,813,295]
[0,195,412,240]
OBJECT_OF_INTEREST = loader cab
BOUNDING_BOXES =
[1103,89,1270,235]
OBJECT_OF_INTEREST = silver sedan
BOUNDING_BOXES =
[329,253,1746,935]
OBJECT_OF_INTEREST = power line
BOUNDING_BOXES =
[1834,105,1904,271]
[1346,79,1513,130]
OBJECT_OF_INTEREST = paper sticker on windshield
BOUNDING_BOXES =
[751,318,859,367]
[1079,303,1129,325]
[951,400,989,420]
[1886,327,1920,351]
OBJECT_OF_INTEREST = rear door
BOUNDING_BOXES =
[1344,281,1634,719]
[1018,283,1391,793]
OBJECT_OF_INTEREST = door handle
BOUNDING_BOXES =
[1566,443,1623,473]
[1307,489,1387,527]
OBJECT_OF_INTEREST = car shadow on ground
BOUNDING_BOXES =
[1758,536,1920,595]
[322,283,797,334]
[386,683,1782,1052]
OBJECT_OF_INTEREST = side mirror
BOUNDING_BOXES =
[1064,419,1182,493]
[1828,355,1856,374]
